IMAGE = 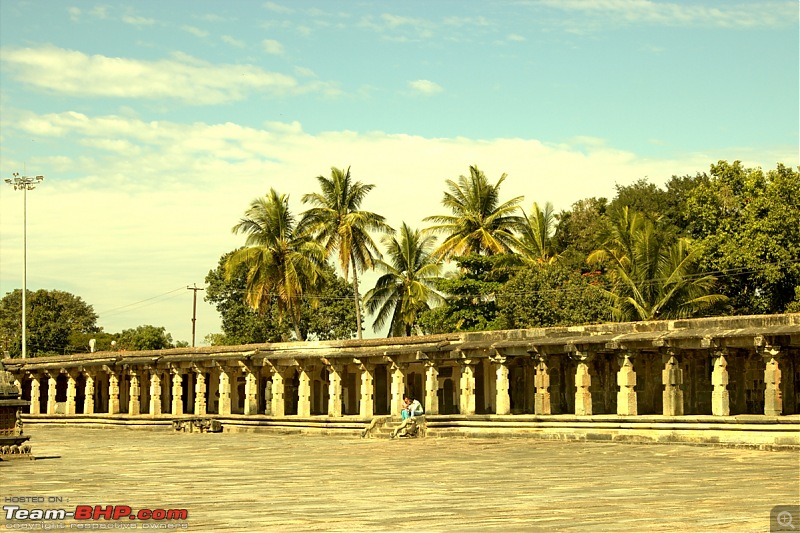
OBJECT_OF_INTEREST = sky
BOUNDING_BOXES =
[0,0,798,349]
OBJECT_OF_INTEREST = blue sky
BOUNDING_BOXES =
[1,0,798,347]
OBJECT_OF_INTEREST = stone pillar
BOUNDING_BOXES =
[66,373,77,415]
[763,348,782,416]
[194,370,207,416]
[711,352,729,416]
[149,372,161,416]
[493,355,511,415]
[360,363,375,418]
[575,360,592,416]
[271,370,285,417]
[616,354,637,416]
[171,371,183,416]
[128,370,141,416]
[261,375,272,415]
[390,363,406,417]
[108,372,120,415]
[424,362,439,415]
[459,360,476,416]
[218,368,231,415]
[244,370,258,415]
[327,365,343,417]
[662,353,684,416]
[83,372,95,415]
[46,374,57,415]
[297,365,312,417]
[30,377,41,415]
[534,358,551,415]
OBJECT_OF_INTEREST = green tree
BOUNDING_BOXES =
[497,263,612,328]
[207,251,358,344]
[552,197,609,272]
[227,189,325,340]
[588,207,726,321]
[685,161,800,314]
[423,165,524,260]
[1,288,101,357]
[418,254,513,334]
[364,223,445,337]
[300,166,392,339]
[117,325,173,351]
[516,201,558,265]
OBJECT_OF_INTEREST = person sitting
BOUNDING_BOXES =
[392,395,424,438]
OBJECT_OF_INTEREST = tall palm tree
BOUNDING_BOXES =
[423,165,524,260]
[300,166,393,339]
[364,223,446,337]
[587,207,726,321]
[226,189,324,340]
[516,201,558,265]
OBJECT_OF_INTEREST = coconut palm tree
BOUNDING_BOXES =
[587,207,726,321]
[226,189,324,340]
[424,165,524,260]
[364,223,446,337]
[516,201,559,265]
[300,166,393,339]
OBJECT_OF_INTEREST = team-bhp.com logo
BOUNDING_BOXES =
[4,504,188,521]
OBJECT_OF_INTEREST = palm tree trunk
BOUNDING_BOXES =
[351,254,363,339]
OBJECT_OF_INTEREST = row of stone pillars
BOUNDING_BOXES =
[20,347,787,418]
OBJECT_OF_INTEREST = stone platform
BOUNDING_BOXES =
[1,425,798,531]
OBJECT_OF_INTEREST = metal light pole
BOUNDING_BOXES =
[5,172,44,359]
[187,284,204,347]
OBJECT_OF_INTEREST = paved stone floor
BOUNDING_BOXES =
[1,426,799,532]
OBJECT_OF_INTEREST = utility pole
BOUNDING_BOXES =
[187,284,204,347]
[5,172,44,359]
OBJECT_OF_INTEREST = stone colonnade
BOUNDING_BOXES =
[6,315,800,419]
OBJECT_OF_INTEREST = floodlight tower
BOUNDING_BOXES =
[4,172,44,359]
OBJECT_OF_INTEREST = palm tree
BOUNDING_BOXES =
[587,207,727,321]
[423,165,524,260]
[516,201,558,265]
[226,189,324,340]
[300,166,393,339]
[364,223,446,337]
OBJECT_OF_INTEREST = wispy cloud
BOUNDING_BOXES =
[408,79,443,95]
[0,46,299,105]
[122,15,157,27]
[262,39,285,55]
[538,0,797,29]
[221,35,246,48]
[358,14,435,40]
[182,25,209,38]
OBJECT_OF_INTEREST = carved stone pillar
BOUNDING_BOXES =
[128,370,141,416]
[534,357,551,415]
[244,369,258,415]
[360,363,375,418]
[574,356,592,416]
[297,365,312,417]
[194,370,207,416]
[108,372,120,415]
[662,352,684,416]
[616,354,637,416]
[424,362,439,415]
[271,370,285,417]
[390,363,406,417]
[763,346,782,416]
[46,373,57,415]
[171,371,183,416]
[327,364,343,417]
[459,359,477,416]
[149,372,161,416]
[711,351,730,416]
[66,372,77,415]
[30,376,41,415]
[83,372,95,415]
[264,375,273,416]
[218,367,231,415]
[492,354,511,415]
